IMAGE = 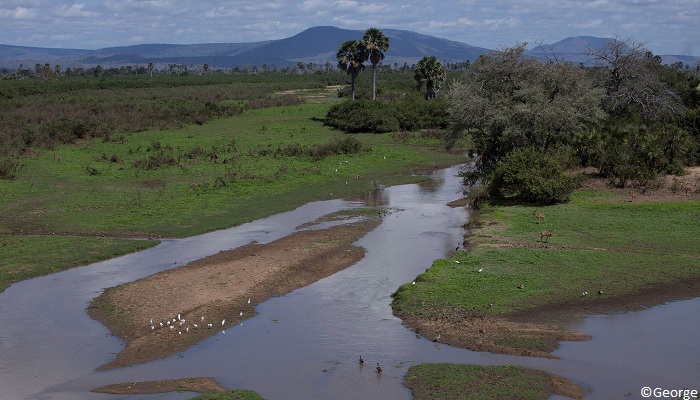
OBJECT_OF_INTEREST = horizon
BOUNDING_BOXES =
[0,1,697,56]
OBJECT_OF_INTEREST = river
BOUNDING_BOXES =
[0,164,697,400]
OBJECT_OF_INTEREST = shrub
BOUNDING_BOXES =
[325,100,399,133]
[0,156,23,180]
[488,147,576,204]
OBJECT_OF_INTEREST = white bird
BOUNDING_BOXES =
[178,331,182,335]
[150,319,153,325]
[172,319,176,323]
[180,320,184,326]
[478,268,483,273]
[201,316,205,322]
[169,325,174,330]
[239,311,243,317]
[151,326,154,330]
[582,291,588,296]
[454,260,460,264]
[194,324,198,329]
[167,320,170,326]
[186,327,189,333]
[177,313,181,321]
[412,281,416,285]
[160,322,163,328]
[248,298,251,304]
[207,323,213,328]
[222,319,226,326]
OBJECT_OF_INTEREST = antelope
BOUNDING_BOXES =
[540,230,552,242]
[628,191,638,201]
[53,154,61,161]
[533,211,545,224]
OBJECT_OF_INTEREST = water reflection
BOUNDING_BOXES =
[0,164,697,400]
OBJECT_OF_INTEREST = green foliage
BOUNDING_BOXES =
[488,148,576,204]
[414,56,446,100]
[447,43,604,166]
[0,156,24,180]
[579,123,692,187]
[404,364,564,400]
[325,100,399,133]
[189,390,265,400]
[325,96,448,133]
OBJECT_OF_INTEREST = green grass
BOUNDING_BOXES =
[0,235,158,292]
[0,99,465,293]
[393,192,700,319]
[404,364,577,400]
[188,390,265,400]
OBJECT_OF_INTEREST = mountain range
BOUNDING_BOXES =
[0,26,697,70]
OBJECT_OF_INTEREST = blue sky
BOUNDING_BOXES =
[0,0,698,55]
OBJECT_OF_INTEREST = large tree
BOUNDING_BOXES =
[336,40,366,101]
[448,44,605,172]
[414,56,446,100]
[362,27,390,100]
[585,37,683,123]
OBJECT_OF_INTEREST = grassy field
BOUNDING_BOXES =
[0,92,465,293]
[404,364,582,400]
[188,390,265,400]
[392,189,700,336]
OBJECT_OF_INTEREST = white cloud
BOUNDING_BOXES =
[574,19,604,28]
[56,4,98,18]
[0,6,37,19]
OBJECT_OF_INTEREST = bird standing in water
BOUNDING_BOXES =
[359,355,364,365]
[376,363,382,373]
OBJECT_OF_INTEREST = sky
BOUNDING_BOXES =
[0,0,698,56]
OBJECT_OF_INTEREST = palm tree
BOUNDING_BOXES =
[414,56,446,99]
[336,40,366,101]
[362,28,390,100]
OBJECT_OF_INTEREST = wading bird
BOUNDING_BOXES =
[376,363,382,373]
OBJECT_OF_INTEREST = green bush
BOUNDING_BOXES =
[325,100,400,133]
[488,147,576,204]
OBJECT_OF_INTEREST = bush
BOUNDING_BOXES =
[488,147,576,204]
[325,100,400,133]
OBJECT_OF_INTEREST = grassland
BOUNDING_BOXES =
[392,188,700,355]
[404,364,583,400]
[0,81,465,293]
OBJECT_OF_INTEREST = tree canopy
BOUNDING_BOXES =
[336,40,366,101]
[362,28,390,101]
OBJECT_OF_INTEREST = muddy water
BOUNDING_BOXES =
[0,165,697,400]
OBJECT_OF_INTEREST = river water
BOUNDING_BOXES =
[0,165,697,400]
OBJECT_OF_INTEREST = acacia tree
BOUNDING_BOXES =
[585,37,683,123]
[336,40,366,101]
[414,56,446,99]
[362,27,390,100]
[448,43,605,176]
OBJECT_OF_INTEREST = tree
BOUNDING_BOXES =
[448,43,604,175]
[336,40,366,101]
[148,62,154,78]
[585,37,683,123]
[414,56,446,100]
[362,27,390,100]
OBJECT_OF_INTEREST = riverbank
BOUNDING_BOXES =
[88,209,384,370]
[393,169,700,357]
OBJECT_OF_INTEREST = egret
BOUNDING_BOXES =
[186,327,189,333]
[454,260,460,264]
[248,298,251,304]
[412,281,416,285]
[160,322,163,328]
[169,325,174,330]
[150,319,153,325]
[478,268,483,273]
[517,284,525,289]
[178,331,182,335]
[201,316,205,322]
[582,291,588,296]
[239,311,243,317]
[222,319,226,326]
[151,326,154,330]
[167,320,171,326]
[208,323,213,328]
[177,314,181,321]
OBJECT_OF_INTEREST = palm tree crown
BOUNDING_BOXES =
[362,28,390,100]
[336,40,366,101]
[414,56,446,99]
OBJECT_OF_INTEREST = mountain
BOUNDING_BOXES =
[0,26,490,69]
[0,28,697,70]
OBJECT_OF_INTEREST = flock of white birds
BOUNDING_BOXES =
[148,298,252,336]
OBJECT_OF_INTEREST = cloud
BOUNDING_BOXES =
[0,6,37,19]
[574,19,604,29]
[56,4,98,18]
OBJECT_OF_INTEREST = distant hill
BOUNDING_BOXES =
[0,28,697,70]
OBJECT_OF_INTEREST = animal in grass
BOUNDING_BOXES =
[533,211,545,224]
[540,230,552,242]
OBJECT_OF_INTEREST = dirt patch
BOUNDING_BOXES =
[89,213,381,370]
[91,377,225,395]
[580,166,700,202]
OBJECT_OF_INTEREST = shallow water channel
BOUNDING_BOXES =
[0,165,697,400]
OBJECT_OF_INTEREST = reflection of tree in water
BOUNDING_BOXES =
[356,185,389,207]
[417,177,444,193]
